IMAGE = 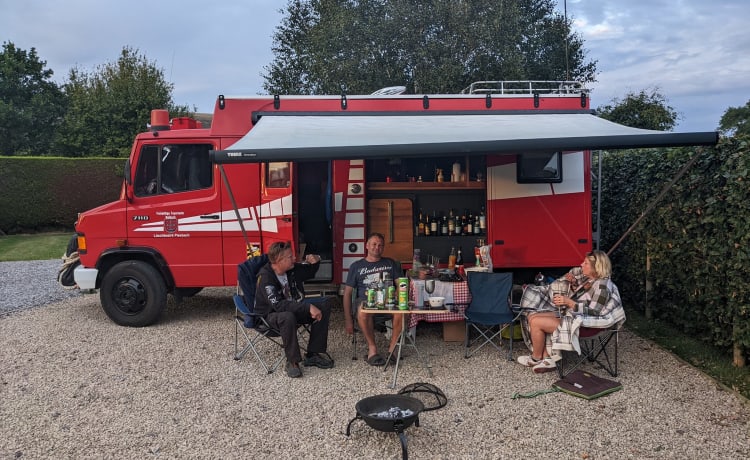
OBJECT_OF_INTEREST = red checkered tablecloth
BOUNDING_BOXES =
[408,279,471,328]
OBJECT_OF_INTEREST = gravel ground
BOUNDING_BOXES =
[1,261,749,459]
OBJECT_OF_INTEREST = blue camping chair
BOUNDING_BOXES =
[464,271,519,361]
[233,255,309,374]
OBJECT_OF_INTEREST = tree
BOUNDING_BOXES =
[718,100,750,137]
[596,88,678,131]
[263,0,597,95]
[55,46,192,157]
[0,42,66,155]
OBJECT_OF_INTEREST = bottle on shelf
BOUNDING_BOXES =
[417,210,425,236]
[474,214,481,235]
[479,206,486,233]
[430,210,438,235]
[424,213,431,236]
[456,247,465,276]
[448,209,455,235]
[441,215,448,236]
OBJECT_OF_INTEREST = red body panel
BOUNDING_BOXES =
[76,88,592,293]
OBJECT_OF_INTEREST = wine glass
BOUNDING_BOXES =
[424,279,436,309]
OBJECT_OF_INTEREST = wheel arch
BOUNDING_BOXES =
[95,247,175,291]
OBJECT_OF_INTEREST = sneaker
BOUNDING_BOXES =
[532,358,557,374]
[517,355,543,367]
[303,353,334,369]
[286,361,302,378]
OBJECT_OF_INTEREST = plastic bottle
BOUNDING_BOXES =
[448,246,457,270]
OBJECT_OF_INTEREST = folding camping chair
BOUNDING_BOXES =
[464,271,520,360]
[555,322,623,378]
[233,255,309,374]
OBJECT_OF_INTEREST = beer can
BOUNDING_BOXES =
[366,288,376,308]
[387,285,396,308]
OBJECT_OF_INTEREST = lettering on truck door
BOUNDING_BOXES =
[128,143,223,286]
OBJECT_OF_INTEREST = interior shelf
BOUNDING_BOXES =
[368,181,485,191]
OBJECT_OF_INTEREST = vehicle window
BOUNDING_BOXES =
[267,162,290,188]
[517,152,562,183]
[134,144,213,197]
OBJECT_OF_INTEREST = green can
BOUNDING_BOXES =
[366,288,376,309]
[397,277,409,310]
[387,285,396,308]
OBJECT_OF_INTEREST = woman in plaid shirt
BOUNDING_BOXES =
[518,250,619,373]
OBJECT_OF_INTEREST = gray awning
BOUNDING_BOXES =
[210,113,718,163]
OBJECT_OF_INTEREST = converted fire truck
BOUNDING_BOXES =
[73,81,717,326]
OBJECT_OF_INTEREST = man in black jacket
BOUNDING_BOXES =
[255,241,334,378]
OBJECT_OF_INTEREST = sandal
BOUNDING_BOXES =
[365,354,386,366]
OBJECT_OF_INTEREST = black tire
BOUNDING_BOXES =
[100,260,167,327]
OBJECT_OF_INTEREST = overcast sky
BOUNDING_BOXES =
[2,0,748,132]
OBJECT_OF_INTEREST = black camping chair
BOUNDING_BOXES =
[233,255,309,374]
[464,271,519,361]
[555,323,622,378]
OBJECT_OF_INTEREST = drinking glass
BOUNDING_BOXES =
[424,279,435,309]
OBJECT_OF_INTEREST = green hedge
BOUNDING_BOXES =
[600,136,750,365]
[0,157,124,233]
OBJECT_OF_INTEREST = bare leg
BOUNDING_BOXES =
[388,314,404,352]
[528,312,561,359]
[357,309,378,358]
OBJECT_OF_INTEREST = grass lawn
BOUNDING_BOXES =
[0,232,74,262]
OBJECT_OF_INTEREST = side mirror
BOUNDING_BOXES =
[124,159,132,185]
[123,159,133,203]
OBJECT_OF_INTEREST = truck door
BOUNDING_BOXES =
[127,142,223,287]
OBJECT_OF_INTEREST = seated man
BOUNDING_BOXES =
[255,241,335,378]
[343,232,403,366]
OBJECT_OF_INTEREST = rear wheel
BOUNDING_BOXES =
[100,260,167,327]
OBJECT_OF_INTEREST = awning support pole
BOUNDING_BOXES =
[607,148,704,256]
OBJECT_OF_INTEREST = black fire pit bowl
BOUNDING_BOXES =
[346,394,425,460]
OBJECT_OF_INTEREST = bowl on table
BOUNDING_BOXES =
[428,296,445,309]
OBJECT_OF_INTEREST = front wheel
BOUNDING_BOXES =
[100,260,167,327]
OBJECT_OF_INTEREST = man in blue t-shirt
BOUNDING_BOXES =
[343,232,403,366]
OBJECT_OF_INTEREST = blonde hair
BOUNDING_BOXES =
[587,250,612,278]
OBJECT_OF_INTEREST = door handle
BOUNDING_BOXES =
[387,201,394,243]
[200,214,220,220]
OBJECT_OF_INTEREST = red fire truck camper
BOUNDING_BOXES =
[73,81,717,326]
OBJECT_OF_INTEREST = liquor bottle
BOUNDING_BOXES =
[430,211,438,235]
[424,213,431,236]
[474,214,481,235]
[448,209,455,235]
[467,212,473,234]
[418,210,425,236]
[479,206,486,233]
[441,215,448,236]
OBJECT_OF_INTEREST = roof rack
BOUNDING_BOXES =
[461,80,588,95]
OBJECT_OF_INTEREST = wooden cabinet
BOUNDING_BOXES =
[367,198,414,265]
